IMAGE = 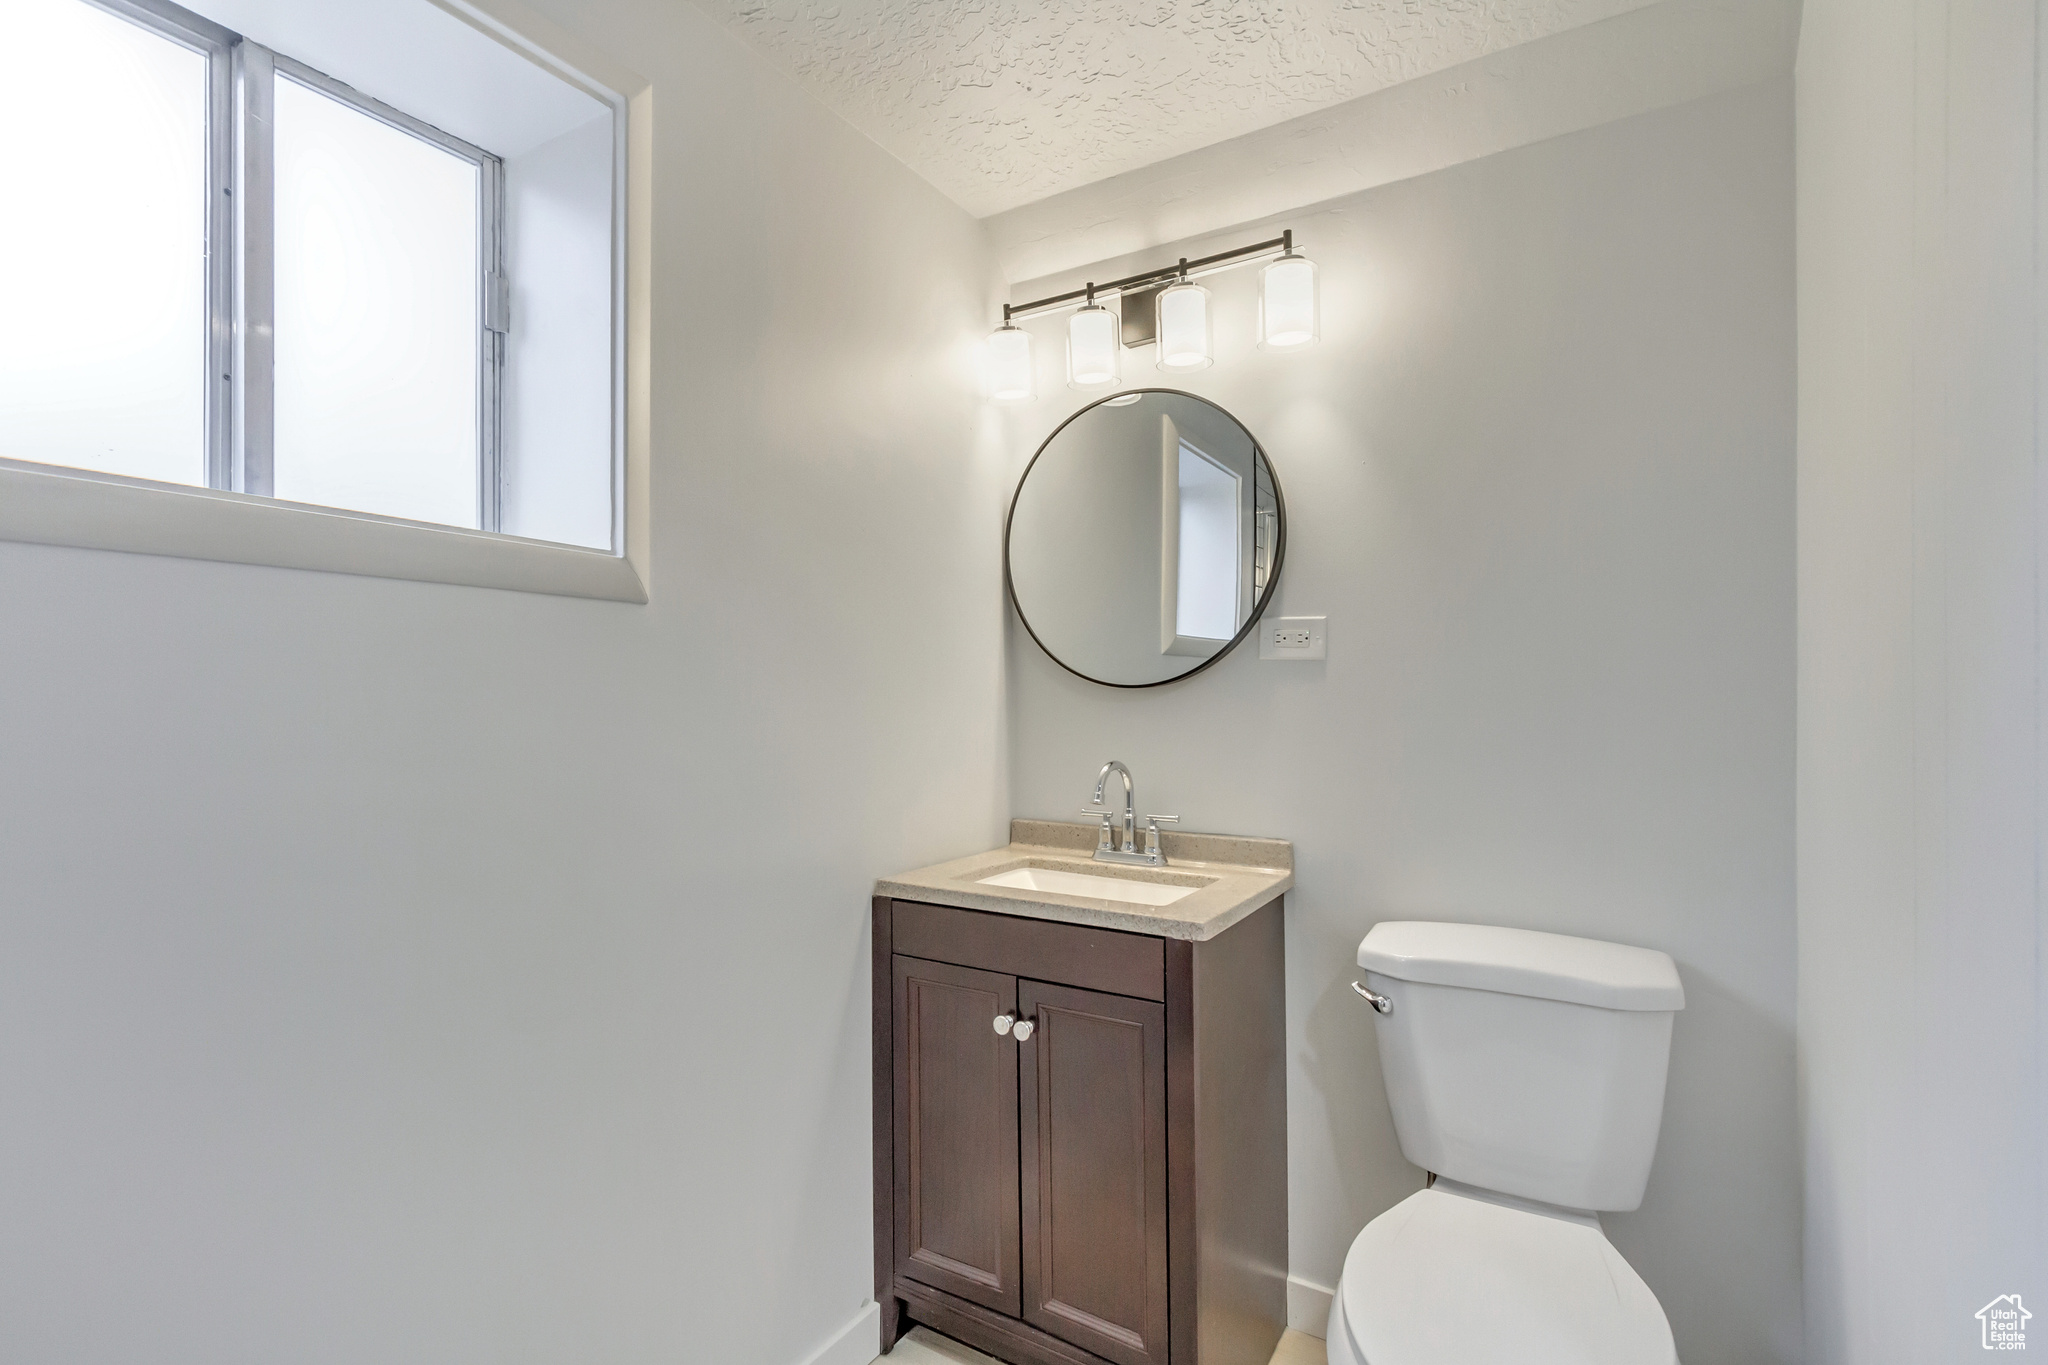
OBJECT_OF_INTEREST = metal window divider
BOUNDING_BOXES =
[480,152,507,535]
[232,39,275,497]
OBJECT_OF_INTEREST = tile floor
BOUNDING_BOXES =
[874,1326,1327,1365]
[1267,1330,1331,1365]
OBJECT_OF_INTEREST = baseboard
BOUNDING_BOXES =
[1286,1275,1335,1339]
[797,1300,881,1365]
[810,1284,1320,1359]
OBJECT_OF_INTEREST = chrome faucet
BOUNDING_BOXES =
[1094,761,1136,852]
[1082,760,1180,867]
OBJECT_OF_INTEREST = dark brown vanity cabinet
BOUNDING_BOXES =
[873,897,1286,1365]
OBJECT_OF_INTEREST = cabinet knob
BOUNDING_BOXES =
[1011,1018,1036,1042]
[994,1013,1014,1035]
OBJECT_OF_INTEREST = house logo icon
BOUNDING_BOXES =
[1979,1295,2031,1350]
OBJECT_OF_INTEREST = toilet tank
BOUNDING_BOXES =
[1357,921,1684,1213]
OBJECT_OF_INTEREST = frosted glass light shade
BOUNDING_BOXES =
[1259,252,1318,349]
[1067,304,1120,389]
[986,324,1034,402]
[1156,281,1213,371]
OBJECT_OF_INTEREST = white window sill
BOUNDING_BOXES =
[0,458,648,603]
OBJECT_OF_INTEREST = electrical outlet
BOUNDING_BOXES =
[1259,616,1327,660]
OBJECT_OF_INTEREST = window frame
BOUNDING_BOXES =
[0,0,645,600]
[85,0,238,487]
[250,53,507,527]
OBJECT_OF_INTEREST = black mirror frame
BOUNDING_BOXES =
[1003,388,1289,689]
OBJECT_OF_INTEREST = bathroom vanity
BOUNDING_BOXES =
[872,820,1291,1365]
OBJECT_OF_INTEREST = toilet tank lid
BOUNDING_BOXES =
[1358,921,1684,1011]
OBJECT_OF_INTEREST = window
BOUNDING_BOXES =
[269,64,497,528]
[1173,441,1243,644]
[1157,416,1259,659]
[1,0,221,488]
[0,0,625,568]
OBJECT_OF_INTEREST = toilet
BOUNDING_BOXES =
[1329,920,1686,1365]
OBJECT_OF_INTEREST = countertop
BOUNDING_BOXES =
[875,819,1293,942]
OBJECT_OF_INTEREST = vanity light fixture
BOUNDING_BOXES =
[992,229,1315,398]
[985,312,1035,403]
[1259,249,1319,349]
[1067,287,1121,389]
[1156,264,1213,372]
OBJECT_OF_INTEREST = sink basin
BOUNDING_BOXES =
[878,819,1293,941]
[977,865,1200,906]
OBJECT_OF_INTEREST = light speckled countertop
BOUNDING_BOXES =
[876,819,1293,942]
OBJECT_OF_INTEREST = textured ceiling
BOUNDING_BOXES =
[696,0,1659,217]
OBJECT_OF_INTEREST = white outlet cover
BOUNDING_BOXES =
[1260,615,1327,660]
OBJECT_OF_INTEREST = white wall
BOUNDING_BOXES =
[1003,82,1799,1364]
[0,1,1007,1363]
[1796,2,2047,1361]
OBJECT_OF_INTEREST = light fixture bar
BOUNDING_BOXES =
[1004,230,1294,323]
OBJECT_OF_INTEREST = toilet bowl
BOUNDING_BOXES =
[1325,1182,1675,1365]
[1332,921,1686,1365]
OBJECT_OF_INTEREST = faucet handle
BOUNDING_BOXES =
[1142,815,1180,859]
[1081,807,1117,851]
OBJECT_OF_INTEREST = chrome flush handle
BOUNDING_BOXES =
[1351,981,1393,1015]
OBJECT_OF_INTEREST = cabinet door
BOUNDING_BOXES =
[1018,981,1170,1365]
[893,955,1021,1316]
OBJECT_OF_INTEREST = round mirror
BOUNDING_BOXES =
[1006,390,1285,687]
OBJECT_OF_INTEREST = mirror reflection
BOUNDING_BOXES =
[1006,390,1284,687]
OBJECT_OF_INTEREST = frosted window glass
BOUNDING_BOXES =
[1175,442,1241,642]
[0,0,208,485]
[273,76,479,528]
